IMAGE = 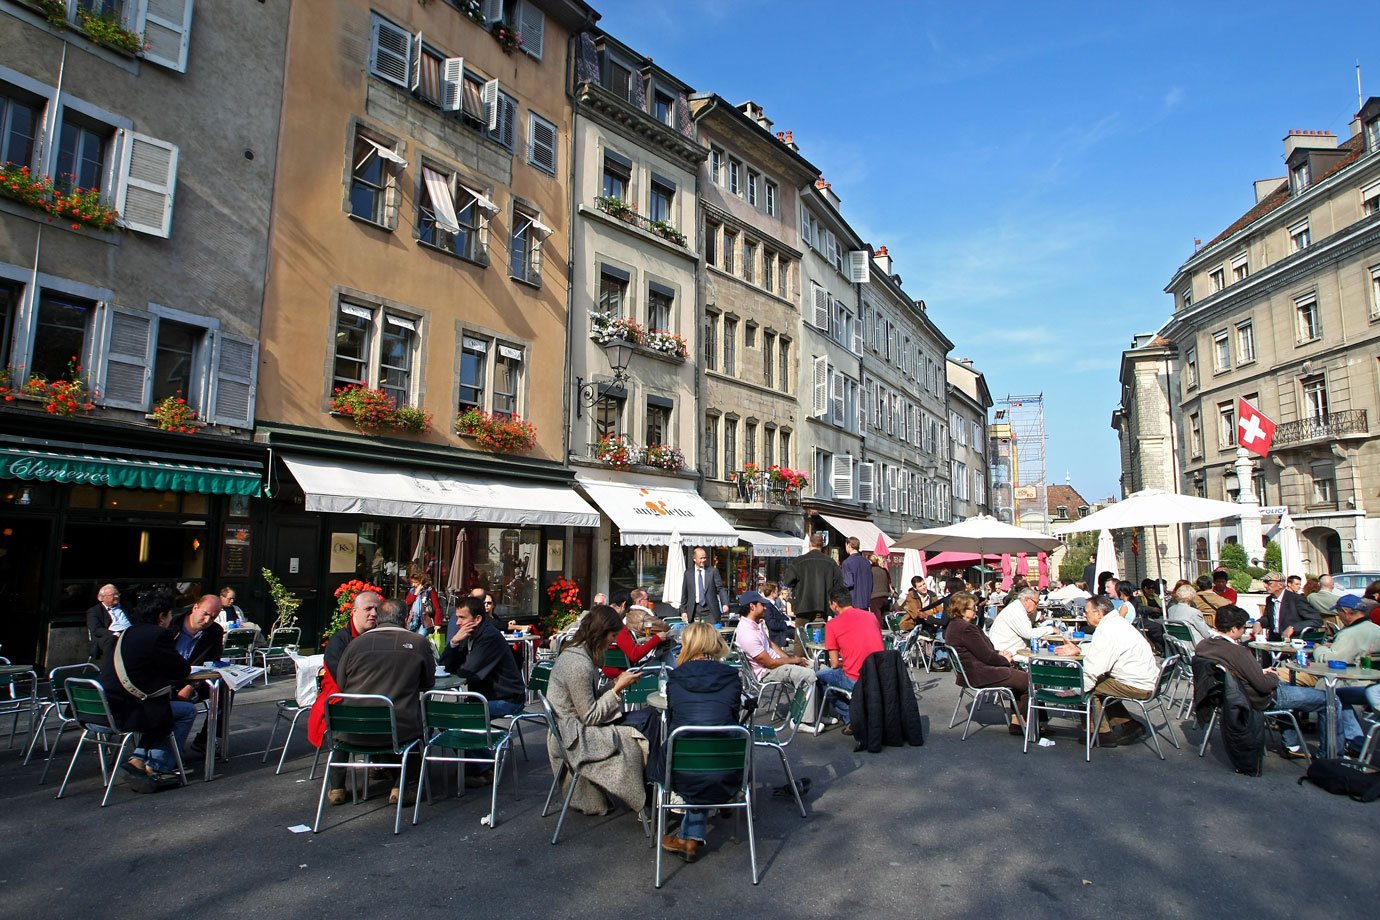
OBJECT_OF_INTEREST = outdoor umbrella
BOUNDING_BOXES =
[874,534,890,557]
[899,549,925,594]
[445,529,468,597]
[893,514,1061,555]
[922,551,1002,569]
[662,530,686,608]
[1051,489,1241,534]
[1001,554,1013,591]
[1037,552,1050,589]
[1277,511,1305,581]
[1095,529,1119,587]
[1048,583,1090,602]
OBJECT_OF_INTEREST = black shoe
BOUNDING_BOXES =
[1344,740,1363,758]
[121,761,158,794]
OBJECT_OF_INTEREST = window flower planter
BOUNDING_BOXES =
[455,408,537,453]
[594,434,639,469]
[590,311,644,346]
[642,330,688,360]
[24,1,145,56]
[0,362,96,416]
[0,164,120,231]
[640,443,685,472]
[491,20,522,54]
[145,394,205,433]
[330,384,432,434]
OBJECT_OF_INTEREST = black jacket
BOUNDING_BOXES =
[1263,590,1321,638]
[764,599,792,648]
[658,659,743,803]
[337,626,436,743]
[680,564,729,622]
[1192,655,1263,775]
[849,650,925,752]
[86,602,121,660]
[439,617,525,705]
[783,550,845,617]
[168,612,224,666]
[99,622,191,738]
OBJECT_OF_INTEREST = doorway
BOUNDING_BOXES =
[0,517,52,664]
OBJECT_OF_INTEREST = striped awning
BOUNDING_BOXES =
[0,447,261,496]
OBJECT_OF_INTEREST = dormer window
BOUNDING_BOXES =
[1367,117,1379,153]
[1056,505,1068,520]
[1290,161,1310,195]
[1077,505,1089,517]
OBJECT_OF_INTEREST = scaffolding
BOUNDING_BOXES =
[997,393,1048,535]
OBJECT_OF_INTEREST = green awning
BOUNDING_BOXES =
[0,447,261,496]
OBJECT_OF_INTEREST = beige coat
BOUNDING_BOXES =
[544,645,649,815]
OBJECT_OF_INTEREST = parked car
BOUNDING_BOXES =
[1333,572,1380,595]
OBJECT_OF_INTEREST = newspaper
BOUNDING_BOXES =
[189,664,265,691]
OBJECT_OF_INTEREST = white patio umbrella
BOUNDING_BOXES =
[1051,489,1241,534]
[445,529,468,597]
[1048,583,1091,602]
[1094,529,1119,587]
[898,549,925,596]
[893,514,1061,555]
[661,530,686,608]
[1277,511,1305,581]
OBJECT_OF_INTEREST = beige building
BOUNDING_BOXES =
[690,95,817,592]
[1145,98,1380,574]
[255,0,601,634]
[947,357,993,522]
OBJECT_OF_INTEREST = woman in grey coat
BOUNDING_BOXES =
[545,605,648,815]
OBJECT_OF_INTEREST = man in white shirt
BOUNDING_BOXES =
[1056,595,1159,747]
[987,588,1056,655]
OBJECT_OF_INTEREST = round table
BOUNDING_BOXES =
[1276,660,1380,758]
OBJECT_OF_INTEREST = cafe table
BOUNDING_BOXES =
[1277,659,1380,759]
[433,673,468,692]
[1247,639,1296,667]
[186,664,265,781]
[503,632,540,697]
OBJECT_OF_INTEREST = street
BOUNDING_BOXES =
[2,668,1373,920]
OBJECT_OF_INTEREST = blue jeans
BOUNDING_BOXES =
[1272,683,1334,749]
[135,700,197,774]
[487,698,525,719]
[1337,684,1380,713]
[677,807,708,843]
[817,667,856,723]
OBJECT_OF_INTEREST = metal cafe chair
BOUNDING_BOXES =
[255,627,302,685]
[1025,658,1096,762]
[312,693,419,835]
[946,646,1018,740]
[413,690,514,828]
[57,677,188,807]
[749,680,814,818]
[654,725,757,887]
[1090,656,1183,760]
[24,663,98,782]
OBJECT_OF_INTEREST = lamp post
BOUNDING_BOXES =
[574,336,636,418]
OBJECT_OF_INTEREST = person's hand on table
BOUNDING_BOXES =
[177,684,197,701]
[1054,643,1080,657]
[1282,627,1295,640]
[612,670,642,694]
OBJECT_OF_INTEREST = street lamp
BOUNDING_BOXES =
[575,335,636,417]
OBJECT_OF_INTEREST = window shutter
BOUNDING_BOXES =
[208,331,257,428]
[889,468,900,512]
[529,113,557,174]
[811,283,829,329]
[482,0,503,23]
[848,250,870,283]
[517,0,544,60]
[829,370,843,420]
[441,57,465,112]
[855,380,865,433]
[831,455,854,500]
[409,33,424,94]
[851,313,863,355]
[115,131,179,238]
[138,0,194,72]
[98,304,154,410]
[858,462,875,503]
[482,79,500,131]
[811,356,828,417]
[497,94,517,149]
[371,16,411,86]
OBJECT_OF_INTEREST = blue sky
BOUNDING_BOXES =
[592,0,1379,503]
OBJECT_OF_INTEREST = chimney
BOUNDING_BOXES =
[1283,129,1337,159]
[872,245,892,275]
[736,100,773,134]
[814,177,840,209]
[914,299,927,312]
[1351,115,1365,137]
[782,130,798,152]
[1253,177,1286,202]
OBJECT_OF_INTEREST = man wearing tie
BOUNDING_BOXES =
[86,584,131,662]
[681,546,729,625]
[1260,571,1321,640]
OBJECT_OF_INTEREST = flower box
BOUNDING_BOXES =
[1,164,120,232]
[455,408,537,453]
[146,394,204,433]
[0,362,95,416]
[330,384,432,434]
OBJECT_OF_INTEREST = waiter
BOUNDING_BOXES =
[680,546,728,625]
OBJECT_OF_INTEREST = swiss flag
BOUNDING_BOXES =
[1237,398,1276,457]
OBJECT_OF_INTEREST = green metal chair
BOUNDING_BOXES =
[494,660,552,761]
[255,628,301,685]
[1164,622,1194,644]
[412,690,513,828]
[603,646,632,672]
[1196,663,1309,764]
[1298,626,1331,644]
[24,663,98,781]
[1024,658,1095,762]
[946,645,1018,740]
[654,725,756,888]
[797,621,828,667]
[621,670,664,710]
[222,628,257,666]
[57,677,188,806]
[0,658,39,750]
[1091,656,1183,760]
[750,680,813,817]
[313,693,420,835]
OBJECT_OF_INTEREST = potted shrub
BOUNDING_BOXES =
[330,384,432,434]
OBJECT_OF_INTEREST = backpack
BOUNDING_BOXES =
[1298,758,1380,802]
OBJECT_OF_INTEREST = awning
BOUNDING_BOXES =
[283,454,598,527]
[576,475,739,547]
[738,530,802,558]
[422,167,461,233]
[819,513,893,554]
[0,447,261,496]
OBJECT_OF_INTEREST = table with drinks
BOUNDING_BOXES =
[1277,656,1380,759]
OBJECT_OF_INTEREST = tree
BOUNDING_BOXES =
[1219,542,1248,571]
[1057,531,1098,585]
[1264,539,1281,572]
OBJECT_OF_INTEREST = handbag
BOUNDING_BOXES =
[1299,758,1380,802]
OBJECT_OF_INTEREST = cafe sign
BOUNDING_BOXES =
[0,448,262,496]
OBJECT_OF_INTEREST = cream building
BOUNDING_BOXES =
[947,357,993,522]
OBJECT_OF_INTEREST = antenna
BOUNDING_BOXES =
[1358,62,1364,112]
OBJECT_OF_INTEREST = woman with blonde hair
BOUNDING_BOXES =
[657,622,742,862]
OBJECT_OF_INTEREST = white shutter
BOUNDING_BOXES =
[858,462,875,504]
[811,356,828,417]
[829,371,843,420]
[858,381,867,432]
[408,33,424,94]
[850,313,863,355]
[208,331,257,428]
[481,79,501,131]
[115,131,178,238]
[848,250,870,283]
[517,0,544,60]
[482,0,503,22]
[441,57,465,112]
[371,15,411,86]
[889,468,900,512]
[811,283,829,329]
[138,0,194,72]
[529,113,557,174]
[831,454,854,500]
[99,304,154,410]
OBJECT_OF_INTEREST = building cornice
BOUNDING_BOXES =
[575,81,707,168]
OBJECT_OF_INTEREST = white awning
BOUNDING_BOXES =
[819,513,893,554]
[283,454,599,528]
[364,137,408,167]
[738,530,802,558]
[422,167,461,233]
[576,475,739,547]
[460,184,500,214]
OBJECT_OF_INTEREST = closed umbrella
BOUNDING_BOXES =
[662,530,686,608]
[1015,552,1029,577]
[1000,554,1013,591]
[1037,552,1050,589]
[1277,512,1305,581]
[874,534,890,558]
[445,529,468,597]
[1094,529,1118,589]
[899,549,925,595]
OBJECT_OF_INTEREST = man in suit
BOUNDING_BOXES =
[169,594,225,754]
[86,583,130,661]
[99,591,195,791]
[783,533,846,641]
[1261,570,1322,639]
[681,546,728,625]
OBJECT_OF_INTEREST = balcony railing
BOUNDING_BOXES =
[592,197,688,246]
[1272,409,1369,448]
[726,470,802,508]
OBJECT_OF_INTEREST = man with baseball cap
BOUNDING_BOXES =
[1324,594,1380,749]
[732,590,816,722]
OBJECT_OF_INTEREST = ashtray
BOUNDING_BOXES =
[1327,659,1348,670]
[1072,631,1086,639]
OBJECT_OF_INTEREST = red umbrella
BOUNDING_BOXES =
[1000,553,1013,590]
[874,534,890,557]
[1037,552,1050,589]
[1015,551,1029,577]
